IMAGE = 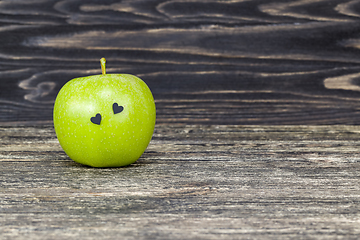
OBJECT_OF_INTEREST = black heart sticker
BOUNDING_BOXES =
[91,113,101,125]
[113,103,124,114]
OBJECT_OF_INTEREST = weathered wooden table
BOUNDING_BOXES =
[1,124,359,239]
[2,0,360,239]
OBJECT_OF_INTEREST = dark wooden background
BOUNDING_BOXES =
[2,1,360,239]
[2,0,360,125]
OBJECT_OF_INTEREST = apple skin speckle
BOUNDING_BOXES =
[53,73,156,168]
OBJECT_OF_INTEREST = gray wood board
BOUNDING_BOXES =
[1,125,360,239]
[2,1,360,124]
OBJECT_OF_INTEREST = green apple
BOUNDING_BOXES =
[53,58,156,167]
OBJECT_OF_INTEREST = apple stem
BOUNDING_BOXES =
[100,58,106,75]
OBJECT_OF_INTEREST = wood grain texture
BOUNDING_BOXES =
[2,0,360,124]
[1,125,360,239]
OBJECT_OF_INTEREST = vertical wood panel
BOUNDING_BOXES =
[1,0,360,124]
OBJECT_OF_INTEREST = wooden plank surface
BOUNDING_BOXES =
[1,125,360,239]
[1,0,360,124]
[1,1,360,239]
